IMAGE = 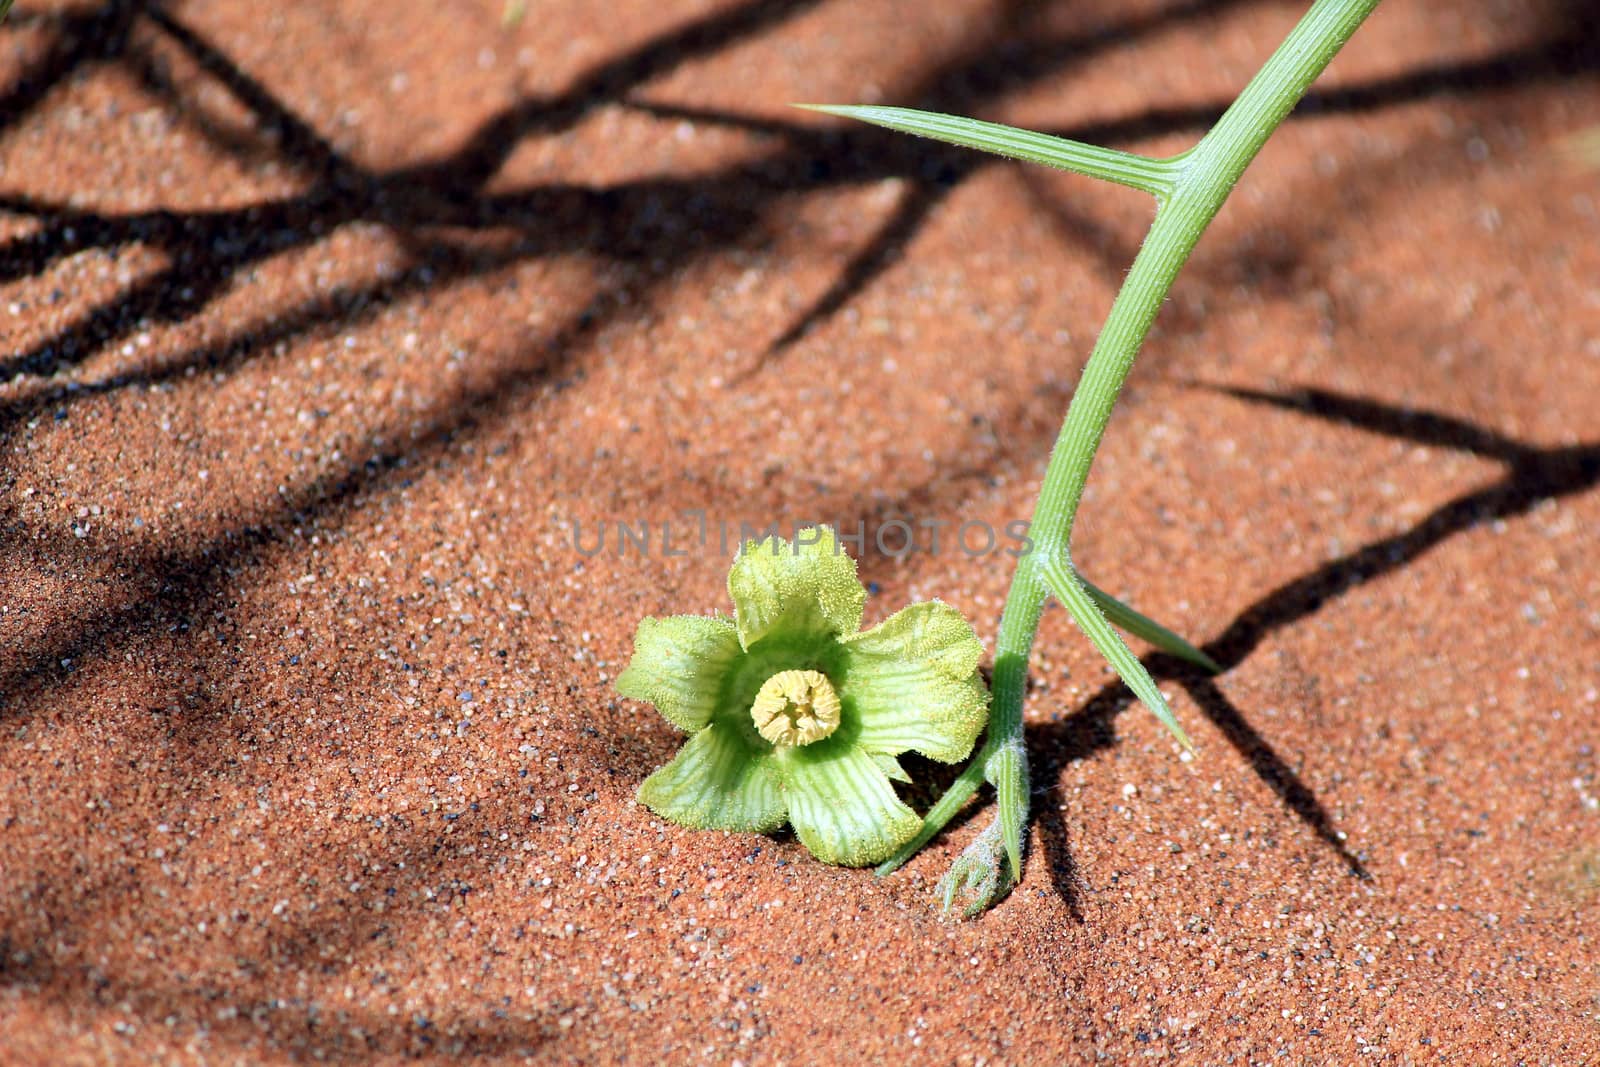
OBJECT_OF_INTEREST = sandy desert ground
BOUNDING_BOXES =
[1,0,1597,1062]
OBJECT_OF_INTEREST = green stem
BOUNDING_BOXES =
[878,0,1383,894]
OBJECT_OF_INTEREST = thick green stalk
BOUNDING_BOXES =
[876,0,1383,905]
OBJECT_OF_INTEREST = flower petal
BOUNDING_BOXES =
[869,752,912,784]
[637,722,786,832]
[839,600,989,762]
[727,526,865,650]
[616,615,741,732]
[778,743,922,866]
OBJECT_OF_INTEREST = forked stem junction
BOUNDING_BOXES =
[818,0,1383,914]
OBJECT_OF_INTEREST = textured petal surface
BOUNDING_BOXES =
[869,752,912,783]
[839,600,989,762]
[727,526,865,649]
[615,614,741,732]
[778,743,922,866]
[637,723,786,833]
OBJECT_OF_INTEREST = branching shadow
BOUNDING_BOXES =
[0,286,617,1057]
[1,0,1595,1048]
[1198,383,1600,673]
[392,0,829,194]
[0,1,151,138]
[0,285,611,708]
[1027,382,1600,907]
[760,180,952,358]
[634,0,1600,372]
[5,0,1591,402]
[0,0,825,384]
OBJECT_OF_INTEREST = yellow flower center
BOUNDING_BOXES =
[750,669,841,747]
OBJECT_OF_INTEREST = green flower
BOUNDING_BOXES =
[617,526,990,866]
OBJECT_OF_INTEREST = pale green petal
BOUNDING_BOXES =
[727,526,865,649]
[839,600,989,762]
[615,615,741,732]
[638,723,786,833]
[869,752,912,784]
[778,743,922,866]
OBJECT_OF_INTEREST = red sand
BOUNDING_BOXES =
[1,0,1597,1062]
